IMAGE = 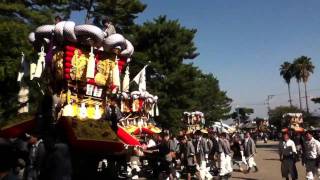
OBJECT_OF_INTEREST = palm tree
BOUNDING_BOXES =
[280,61,293,107]
[293,56,315,113]
[292,60,303,110]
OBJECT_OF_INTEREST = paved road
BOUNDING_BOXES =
[230,141,305,180]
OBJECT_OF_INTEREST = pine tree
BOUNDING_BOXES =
[131,16,231,132]
[0,1,71,120]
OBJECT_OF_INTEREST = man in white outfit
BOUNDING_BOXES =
[194,130,212,180]
[303,131,320,180]
[243,132,258,173]
[218,132,233,179]
[279,133,298,180]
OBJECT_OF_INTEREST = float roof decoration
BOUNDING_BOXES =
[282,113,303,118]
[29,21,134,57]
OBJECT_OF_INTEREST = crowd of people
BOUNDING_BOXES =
[0,128,259,180]
[0,132,72,180]
[278,130,320,180]
[2,127,320,180]
[120,129,259,180]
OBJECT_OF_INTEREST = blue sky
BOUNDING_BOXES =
[71,0,320,118]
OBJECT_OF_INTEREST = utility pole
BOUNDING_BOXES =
[266,95,275,116]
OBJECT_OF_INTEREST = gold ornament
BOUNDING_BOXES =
[70,50,87,81]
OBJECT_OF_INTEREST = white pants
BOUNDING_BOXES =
[306,160,320,180]
[247,156,257,168]
[198,161,213,180]
[219,153,233,176]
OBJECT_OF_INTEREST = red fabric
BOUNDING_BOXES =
[65,56,72,62]
[133,128,155,135]
[65,51,75,57]
[87,79,95,85]
[138,99,144,111]
[117,126,141,146]
[64,68,71,73]
[64,45,76,81]
[64,74,71,79]
[65,45,76,52]
[109,84,117,93]
[118,58,126,73]
[64,63,72,68]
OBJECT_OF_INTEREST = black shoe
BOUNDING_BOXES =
[244,167,251,174]
[254,166,258,172]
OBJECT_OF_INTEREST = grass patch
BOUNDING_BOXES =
[0,113,34,129]
[71,119,119,142]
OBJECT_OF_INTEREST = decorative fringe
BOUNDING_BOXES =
[30,63,36,80]
[78,102,87,119]
[112,59,121,93]
[18,86,29,113]
[17,52,27,82]
[155,104,159,116]
[94,104,102,120]
[86,47,95,78]
[122,66,130,92]
[34,46,46,78]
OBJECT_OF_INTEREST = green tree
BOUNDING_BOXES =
[131,16,231,132]
[194,73,232,125]
[292,60,303,110]
[85,0,146,34]
[231,107,254,123]
[293,56,314,113]
[0,1,72,121]
[311,97,320,104]
[280,61,293,107]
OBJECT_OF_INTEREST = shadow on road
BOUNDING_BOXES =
[263,158,279,161]
[232,176,258,180]
[256,143,278,149]
[262,149,278,152]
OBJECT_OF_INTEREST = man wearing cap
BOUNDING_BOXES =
[102,17,116,36]
[303,130,320,180]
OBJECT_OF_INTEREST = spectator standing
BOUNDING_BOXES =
[279,133,298,180]
[303,131,320,180]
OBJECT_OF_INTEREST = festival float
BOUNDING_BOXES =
[182,111,207,134]
[0,20,161,154]
[281,113,304,133]
[256,118,270,133]
[212,121,236,134]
